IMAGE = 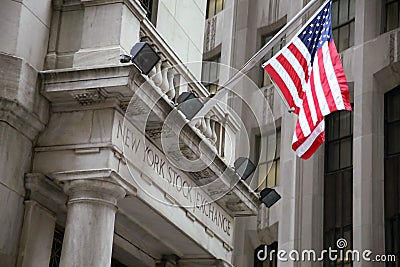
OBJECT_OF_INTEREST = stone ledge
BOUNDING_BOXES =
[0,99,46,141]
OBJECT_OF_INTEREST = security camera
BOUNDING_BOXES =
[120,54,132,63]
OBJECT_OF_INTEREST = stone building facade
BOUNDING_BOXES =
[0,0,399,267]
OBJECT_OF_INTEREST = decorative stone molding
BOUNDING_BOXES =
[50,169,137,198]
[73,89,105,106]
[389,29,400,64]
[25,173,67,214]
[204,16,217,53]
[0,99,46,141]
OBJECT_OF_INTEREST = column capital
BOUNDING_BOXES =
[50,169,136,208]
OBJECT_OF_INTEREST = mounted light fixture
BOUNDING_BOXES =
[120,42,160,75]
[176,92,204,120]
[259,187,281,208]
[233,157,256,181]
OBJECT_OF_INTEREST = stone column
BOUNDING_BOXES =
[16,201,56,267]
[352,1,385,266]
[59,178,126,267]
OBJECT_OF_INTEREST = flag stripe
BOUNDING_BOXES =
[328,41,352,110]
[268,59,303,109]
[298,105,311,136]
[293,120,325,159]
[321,42,345,110]
[292,38,312,70]
[277,54,304,98]
[264,64,297,112]
[317,47,337,113]
[312,52,331,115]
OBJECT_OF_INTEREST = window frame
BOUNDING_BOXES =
[331,0,355,52]
[201,54,221,94]
[384,86,400,265]
[384,0,400,32]
[206,0,225,19]
[255,128,281,191]
[260,32,285,88]
[323,109,354,267]
[139,0,158,24]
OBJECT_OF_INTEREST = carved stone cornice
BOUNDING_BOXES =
[0,99,46,141]
[25,173,67,214]
[39,64,260,216]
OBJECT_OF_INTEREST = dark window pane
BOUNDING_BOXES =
[276,130,281,158]
[387,122,400,155]
[387,89,400,123]
[340,111,351,137]
[324,175,336,229]
[327,141,340,172]
[333,28,339,51]
[340,138,352,168]
[339,0,349,25]
[332,0,339,27]
[342,170,353,226]
[349,0,355,19]
[327,113,340,140]
[335,175,343,227]
[339,24,350,51]
[387,2,399,31]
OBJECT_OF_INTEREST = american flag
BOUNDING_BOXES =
[262,0,351,159]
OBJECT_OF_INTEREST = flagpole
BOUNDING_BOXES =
[196,0,324,117]
[220,0,323,91]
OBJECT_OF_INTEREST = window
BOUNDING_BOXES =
[255,129,281,190]
[139,0,156,22]
[261,33,285,87]
[385,86,400,266]
[206,0,225,18]
[385,0,400,32]
[49,226,64,267]
[331,0,355,52]
[323,110,353,267]
[254,242,278,267]
[49,226,128,267]
[201,55,221,94]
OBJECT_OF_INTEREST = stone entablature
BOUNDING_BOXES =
[35,62,259,261]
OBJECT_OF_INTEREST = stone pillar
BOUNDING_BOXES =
[352,1,385,266]
[16,201,56,267]
[59,179,126,267]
